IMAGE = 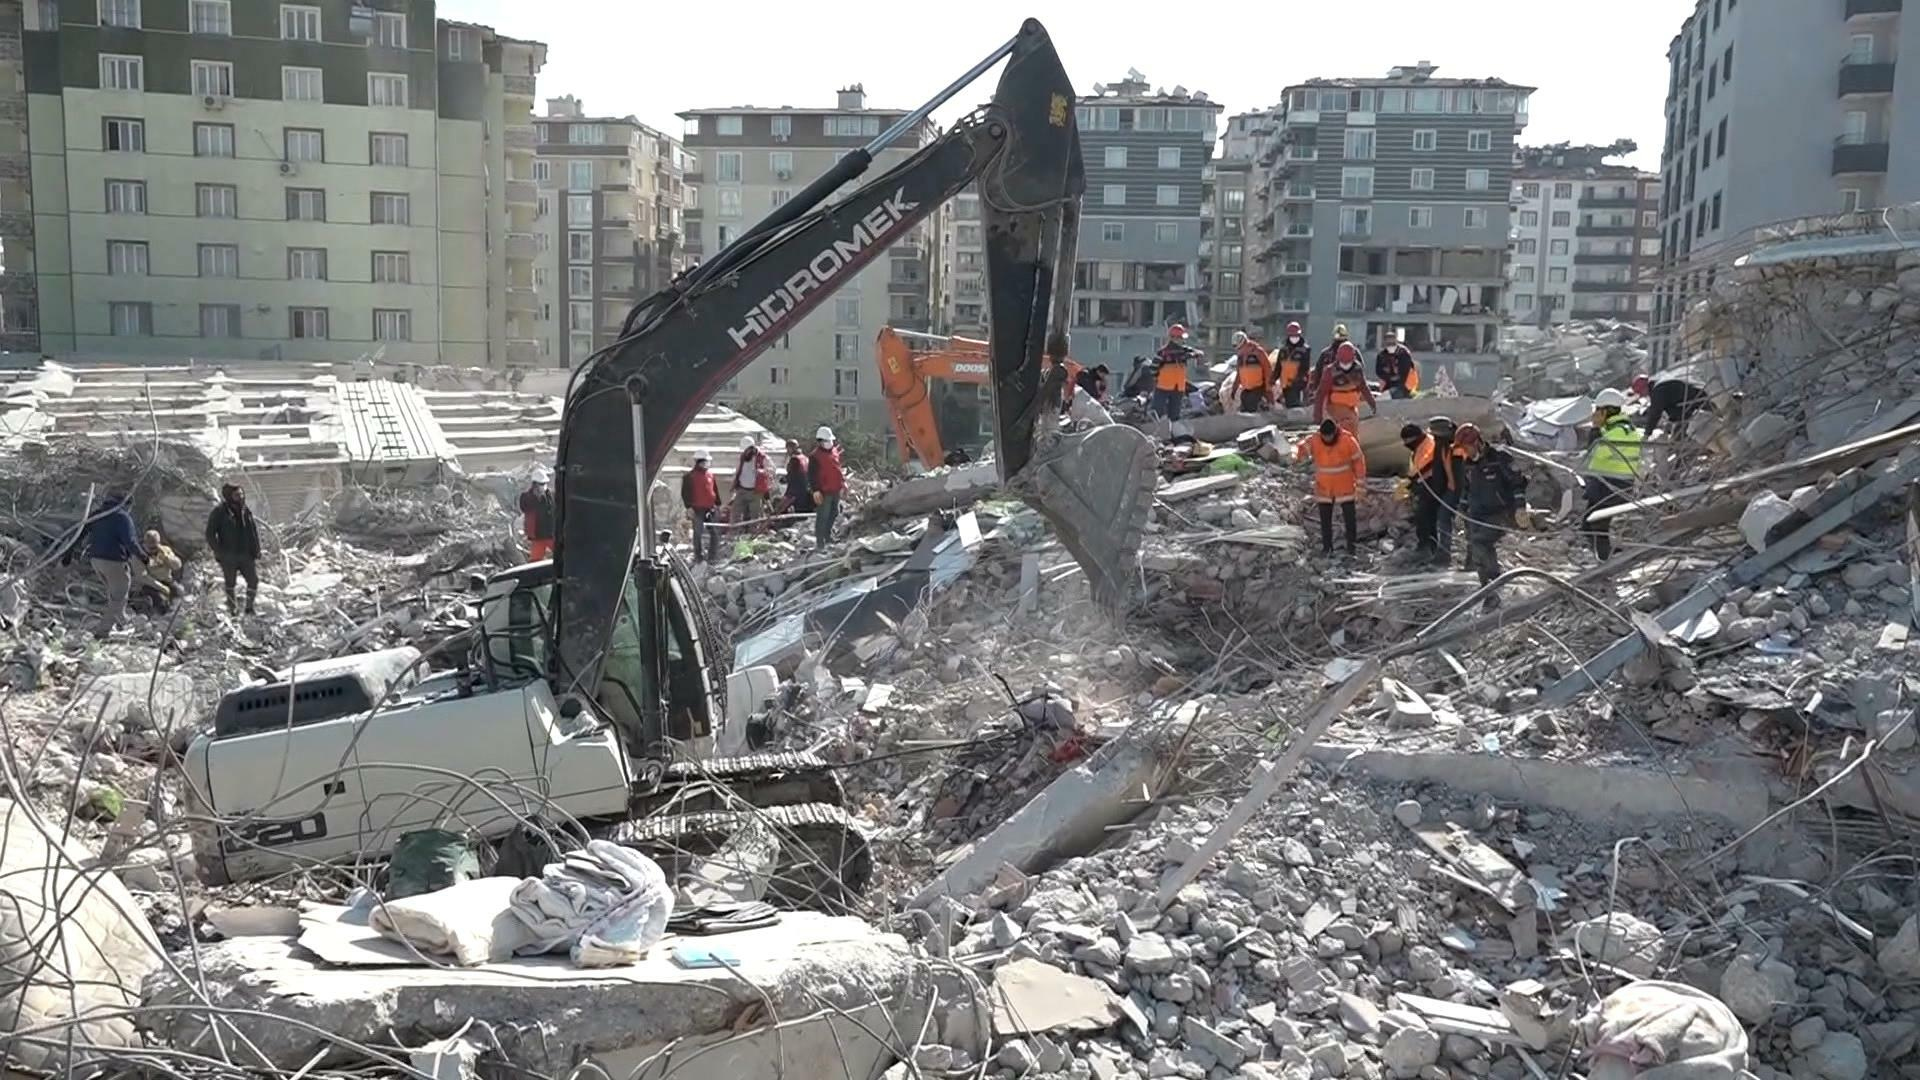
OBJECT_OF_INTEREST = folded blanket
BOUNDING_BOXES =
[509,839,672,967]
[1583,979,1749,1080]
[369,876,535,967]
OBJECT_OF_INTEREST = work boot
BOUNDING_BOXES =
[225,595,237,615]
[245,597,256,615]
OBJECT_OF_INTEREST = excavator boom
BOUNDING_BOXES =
[552,19,1155,702]
[876,327,992,467]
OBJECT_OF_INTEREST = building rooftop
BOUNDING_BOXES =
[1284,62,1534,93]
[1513,163,1655,180]
[676,105,910,117]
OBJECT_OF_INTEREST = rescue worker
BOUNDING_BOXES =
[809,425,846,547]
[1427,416,1462,564]
[1231,330,1275,413]
[680,449,721,563]
[1401,422,1449,564]
[1075,363,1110,404]
[1295,419,1366,556]
[1314,341,1378,433]
[1276,322,1311,408]
[204,483,261,616]
[1581,387,1644,561]
[731,435,772,531]
[1310,323,1353,397]
[1638,372,1714,439]
[77,493,143,636]
[1454,423,1527,607]
[134,529,183,614]
[1151,325,1199,422]
[1375,330,1418,400]
[518,467,556,561]
[778,438,815,518]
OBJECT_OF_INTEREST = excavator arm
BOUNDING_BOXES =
[552,18,1155,704]
[876,327,992,467]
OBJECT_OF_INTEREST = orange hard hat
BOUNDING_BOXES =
[1336,341,1360,362]
[1167,324,1189,341]
[1286,322,1302,334]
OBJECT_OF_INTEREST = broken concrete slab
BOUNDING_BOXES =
[871,461,1000,517]
[988,957,1123,1036]
[1158,473,1243,504]
[144,913,968,1080]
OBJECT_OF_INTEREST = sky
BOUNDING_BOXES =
[445,0,1695,172]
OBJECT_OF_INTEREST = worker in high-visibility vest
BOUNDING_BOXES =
[1231,331,1275,413]
[1151,325,1200,422]
[1581,387,1644,560]
[1276,322,1311,408]
[1401,422,1457,565]
[1314,341,1378,433]
[1295,419,1366,556]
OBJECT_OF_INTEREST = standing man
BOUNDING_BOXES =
[778,439,815,519]
[731,436,772,532]
[1231,331,1275,414]
[81,493,142,636]
[809,426,846,547]
[1401,423,1445,564]
[1427,417,1462,565]
[1314,341,1378,433]
[680,449,721,562]
[1310,323,1352,398]
[519,466,556,561]
[1454,424,1527,606]
[1582,388,1644,560]
[1295,419,1366,556]
[1277,322,1312,408]
[1375,330,1418,399]
[1151,325,1199,422]
[204,483,262,615]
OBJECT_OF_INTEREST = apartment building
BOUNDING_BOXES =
[532,97,689,368]
[1072,72,1220,364]
[942,188,985,336]
[678,86,940,436]
[1245,65,1530,377]
[1199,149,1252,351]
[1507,146,1660,326]
[14,1,543,366]
[1653,0,1919,360]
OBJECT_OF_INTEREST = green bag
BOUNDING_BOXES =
[387,828,479,899]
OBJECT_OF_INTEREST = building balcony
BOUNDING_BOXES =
[1576,252,1638,264]
[1276,299,1310,315]
[1277,261,1311,276]
[503,74,537,99]
[1846,0,1901,17]
[504,126,537,153]
[505,180,538,205]
[1575,224,1639,237]
[888,276,927,295]
[505,232,538,260]
[1580,195,1639,209]
[1833,136,1891,174]
[506,339,541,365]
[506,287,538,314]
[1571,280,1637,293]
[1839,59,1898,96]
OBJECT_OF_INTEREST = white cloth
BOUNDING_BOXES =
[736,459,758,490]
[368,876,536,967]
[1582,980,1749,1080]
[509,839,672,968]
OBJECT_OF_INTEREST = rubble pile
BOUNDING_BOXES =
[1502,320,1651,401]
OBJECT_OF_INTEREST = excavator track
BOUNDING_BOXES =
[634,752,846,816]
[604,802,873,913]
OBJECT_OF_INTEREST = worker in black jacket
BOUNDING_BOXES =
[1375,331,1417,399]
[204,483,262,615]
[1453,424,1527,608]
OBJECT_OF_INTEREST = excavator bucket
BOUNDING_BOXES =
[977,21,1157,605]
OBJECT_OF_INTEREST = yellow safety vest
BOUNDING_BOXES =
[1585,416,1643,479]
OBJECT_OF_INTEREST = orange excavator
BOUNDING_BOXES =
[878,325,1082,467]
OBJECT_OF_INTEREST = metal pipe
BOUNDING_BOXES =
[629,380,652,559]
[865,32,1019,154]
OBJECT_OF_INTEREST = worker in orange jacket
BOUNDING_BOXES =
[1314,341,1378,433]
[1295,419,1366,556]
[1276,322,1311,408]
[1230,331,1275,413]
[1151,325,1199,421]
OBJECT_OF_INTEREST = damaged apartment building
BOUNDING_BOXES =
[1506,142,1661,328]
[1230,64,1530,394]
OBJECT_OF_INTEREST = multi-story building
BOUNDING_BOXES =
[533,96,689,368]
[1071,72,1220,365]
[1507,145,1660,326]
[679,86,941,435]
[942,188,985,336]
[1653,0,1918,360]
[14,1,544,366]
[1245,65,1531,378]
[1198,146,1252,351]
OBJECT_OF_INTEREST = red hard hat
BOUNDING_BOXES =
[1336,341,1359,362]
[1167,324,1189,341]
[1286,322,1302,334]
[1631,374,1651,397]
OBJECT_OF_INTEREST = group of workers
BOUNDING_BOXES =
[66,482,264,637]
[679,427,845,562]
[1143,322,1424,427]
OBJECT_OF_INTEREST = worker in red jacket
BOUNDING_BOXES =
[1315,341,1378,433]
[518,466,555,562]
[680,450,721,562]
[808,426,846,547]
[731,435,773,533]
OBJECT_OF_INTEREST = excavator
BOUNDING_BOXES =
[878,326,1093,468]
[182,20,1158,905]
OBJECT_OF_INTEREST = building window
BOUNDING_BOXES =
[1518,239,1538,254]
[1410,168,1435,191]
[280,4,319,40]
[1465,169,1491,191]
[715,152,742,182]
[1222,188,1246,213]
[285,188,325,221]
[1553,182,1573,199]
[1549,239,1569,255]
[1710,191,1722,230]
[99,54,142,91]
[287,247,327,280]
[1467,130,1492,152]
[197,243,238,278]
[715,224,735,247]
[533,159,550,183]
[717,189,742,218]
[107,240,148,276]
[370,192,410,225]
[196,183,236,217]
[770,115,791,138]
[1548,267,1568,283]
[373,309,411,341]
[200,304,240,338]
[282,66,323,101]
[190,60,232,97]
[713,115,743,136]
[564,267,589,295]
[1103,184,1126,205]
[98,0,139,27]
[1551,210,1571,227]
[566,194,592,225]
[1158,147,1181,169]
[568,301,593,332]
[832,333,859,364]
[189,0,230,34]
[1520,182,1540,198]
[1519,210,1539,227]
[371,251,410,283]
[1156,185,1180,206]
[770,189,791,207]
[284,128,323,162]
[104,179,146,214]
[566,160,592,190]
[368,73,408,107]
[289,307,329,339]
[1409,207,1433,229]
[445,25,474,60]
[103,117,144,152]
[1411,130,1437,152]
[1339,206,1372,237]
[1341,167,1373,199]
[1515,293,1534,309]
[1716,117,1728,160]
[1464,207,1486,228]
[1103,146,1127,169]
[109,302,152,336]
[192,123,234,158]
[1155,222,1178,244]
[834,298,859,327]
[370,132,408,166]
[834,367,860,397]
[1515,266,1535,283]
[373,11,406,47]
[1343,129,1375,160]
[1101,222,1123,242]
[567,232,591,262]
[769,150,793,178]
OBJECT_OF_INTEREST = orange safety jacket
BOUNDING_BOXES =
[1410,434,1456,494]
[1295,430,1367,502]
[1235,345,1274,392]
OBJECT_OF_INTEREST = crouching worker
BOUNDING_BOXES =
[134,530,183,613]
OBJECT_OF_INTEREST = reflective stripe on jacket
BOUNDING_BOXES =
[1295,431,1366,501]
[1585,416,1644,479]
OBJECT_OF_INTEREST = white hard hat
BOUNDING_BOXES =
[693,449,712,463]
[739,434,757,450]
[815,425,835,442]
[530,464,552,483]
[1232,330,1248,345]
[1594,388,1629,409]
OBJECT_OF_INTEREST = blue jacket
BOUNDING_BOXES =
[85,505,140,562]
